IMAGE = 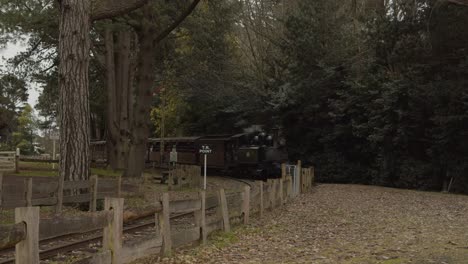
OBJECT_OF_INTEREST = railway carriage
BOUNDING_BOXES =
[91,132,286,179]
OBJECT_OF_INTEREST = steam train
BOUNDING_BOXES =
[91,132,287,179]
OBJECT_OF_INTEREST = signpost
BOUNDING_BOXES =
[199,145,213,190]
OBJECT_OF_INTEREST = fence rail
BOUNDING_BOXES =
[0,162,315,264]
[0,175,121,211]
[0,152,16,172]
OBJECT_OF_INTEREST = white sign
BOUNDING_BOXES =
[170,147,178,163]
[50,131,59,140]
[199,145,213,154]
[199,145,213,190]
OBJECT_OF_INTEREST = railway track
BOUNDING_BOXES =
[0,176,253,263]
[0,211,194,264]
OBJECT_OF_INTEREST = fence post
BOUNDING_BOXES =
[159,192,172,256]
[56,173,64,214]
[0,172,3,209]
[269,180,274,208]
[311,167,315,186]
[242,186,250,224]
[15,148,20,174]
[168,169,173,191]
[281,163,286,180]
[279,179,284,205]
[259,181,264,218]
[117,175,122,198]
[197,190,206,244]
[15,206,39,264]
[103,197,124,264]
[25,178,33,207]
[218,189,230,232]
[89,175,98,212]
[297,160,302,194]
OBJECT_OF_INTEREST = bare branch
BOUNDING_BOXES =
[446,0,468,6]
[91,0,150,21]
[154,0,201,43]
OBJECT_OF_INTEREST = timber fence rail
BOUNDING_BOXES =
[0,163,314,264]
[0,197,122,264]
[0,175,122,212]
[0,152,16,173]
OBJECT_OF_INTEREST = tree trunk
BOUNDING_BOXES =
[124,24,157,178]
[58,0,91,181]
[105,27,133,170]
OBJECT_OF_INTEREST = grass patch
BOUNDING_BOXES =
[11,170,57,177]
[90,168,123,177]
[209,230,239,248]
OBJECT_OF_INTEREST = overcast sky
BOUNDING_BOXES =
[0,42,41,109]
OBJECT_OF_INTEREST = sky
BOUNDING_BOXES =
[0,41,41,109]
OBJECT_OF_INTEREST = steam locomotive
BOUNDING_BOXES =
[91,132,287,179]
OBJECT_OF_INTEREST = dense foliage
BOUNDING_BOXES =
[1,0,468,191]
[279,0,468,192]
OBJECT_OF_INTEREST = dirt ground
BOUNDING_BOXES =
[134,184,468,264]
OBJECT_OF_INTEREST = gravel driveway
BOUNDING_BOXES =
[133,184,468,264]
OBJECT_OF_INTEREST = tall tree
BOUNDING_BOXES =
[57,0,149,183]
[103,0,201,177]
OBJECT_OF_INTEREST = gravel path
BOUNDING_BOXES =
[134,184,468,264]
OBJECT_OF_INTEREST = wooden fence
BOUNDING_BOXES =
[0,152,16,172]
[0,174,121,212]
[0,165,315,264]
[0,197,122,264]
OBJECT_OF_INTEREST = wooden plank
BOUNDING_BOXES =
[40,211,112,240]
[0,222,26,250]
[242,186,250,224]
[170,199,201,214]
[33,181,58,194]
[159,193,171,256]
[63,194,91,204]
[218,189,230,232]
[72,249,112,264]
[25,178,33,207]
[103,198,124,264]
[172,226,200,247]
[15,207,39,264]
[64,180,91,190]
[89,175,98,212]
[98,179,118,190]
[31,197,57,206]
[2,199,26,209]
[121,238,162,263]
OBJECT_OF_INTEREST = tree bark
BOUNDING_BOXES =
[58,0,92,181]
[57,0,152,182]
[105,27,133,170]
[124,22,156,178]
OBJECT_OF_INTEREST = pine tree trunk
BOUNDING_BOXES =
[105,27,134,170]
[124,24,156,178]
[58,0,91,181]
